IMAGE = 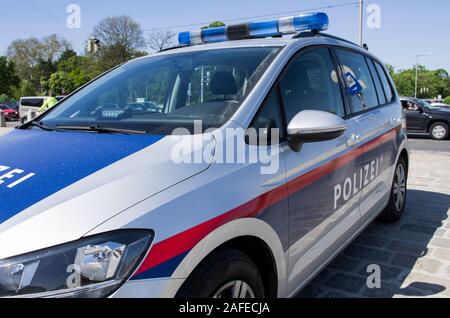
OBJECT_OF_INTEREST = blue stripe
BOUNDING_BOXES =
[131,251,189,280]
[0,130,164,224]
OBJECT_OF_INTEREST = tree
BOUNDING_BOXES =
[148,30,175,52]
[7,35,72,91]
[390,65,450,98]
[10,80,36,100]
[0,56,20,96]
[44,71,76,95]
[444,96,450,105]
[0,94,11,103]
[92,16,147,71]
[58,49,78,64]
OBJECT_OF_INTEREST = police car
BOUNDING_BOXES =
[0,13,408,298]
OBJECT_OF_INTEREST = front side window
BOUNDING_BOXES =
[279,48,345,124]
[40,47,280,135]
[402,100,420,112]
[248,88,284,145]
[335,49,379,113]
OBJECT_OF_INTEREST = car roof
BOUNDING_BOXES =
[134,33,363,61]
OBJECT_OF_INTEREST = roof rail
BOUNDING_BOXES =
[293,31,366,50]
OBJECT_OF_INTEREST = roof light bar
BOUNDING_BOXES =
[178,12,329,46]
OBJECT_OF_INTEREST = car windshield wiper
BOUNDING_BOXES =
[55,125,147,135]
[26,121,58,132]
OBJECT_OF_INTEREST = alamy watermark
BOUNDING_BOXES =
[366,3,381,29]
[170,121,281,175]
[67,4,81,29]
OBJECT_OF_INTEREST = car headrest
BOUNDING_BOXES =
[210,71,238,96]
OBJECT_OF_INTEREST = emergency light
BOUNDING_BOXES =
[178,12,329,46]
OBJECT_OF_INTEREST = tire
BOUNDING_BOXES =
[379,157,407,223]
[429,122,449,140]
[176,248,265,299]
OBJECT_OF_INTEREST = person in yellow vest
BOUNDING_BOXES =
[39,92,58,113]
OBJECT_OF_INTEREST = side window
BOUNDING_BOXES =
[279,48,345,124]
[374,61,394,103]
[401,100,409,111]
[335,49,379,113]
[248,88,284,145]
[367,58,387,105]
[403,100,420,112]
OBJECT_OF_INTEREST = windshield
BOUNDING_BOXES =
[39,47,280,135]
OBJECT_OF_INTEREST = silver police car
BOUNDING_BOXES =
[0,13,408,298]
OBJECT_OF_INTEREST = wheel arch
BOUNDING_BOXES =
[162,218,288,298]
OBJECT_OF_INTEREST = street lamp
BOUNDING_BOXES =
[358,0,364,46]
[415,53,432,98]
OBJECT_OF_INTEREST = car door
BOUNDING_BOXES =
[403,101,427,132]
[276,47,363,294]
[334,49,395,222]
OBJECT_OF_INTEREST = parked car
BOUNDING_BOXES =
[0,12,409,298]
[0,104,19,121]
[401,97,450,140]
[18,96,49,123]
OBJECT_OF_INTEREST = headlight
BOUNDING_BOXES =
[0,230,153,298]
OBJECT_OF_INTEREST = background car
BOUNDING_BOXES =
[0,104,19,121]
[18,96,48,123]
[401,97,450,140]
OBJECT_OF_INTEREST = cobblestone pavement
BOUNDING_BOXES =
[298,151,450,298]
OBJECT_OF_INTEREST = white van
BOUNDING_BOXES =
[19,97,49,123]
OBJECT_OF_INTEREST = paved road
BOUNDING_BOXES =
[298,151,450,298]
[408,135,450,153]
[6,121,19,128]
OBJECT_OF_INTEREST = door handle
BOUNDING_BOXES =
[347,133,361,147]
[390,117,403,126]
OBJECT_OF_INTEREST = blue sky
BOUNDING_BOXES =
[1,0,449,72]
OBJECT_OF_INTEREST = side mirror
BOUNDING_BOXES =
[287,110,347,152]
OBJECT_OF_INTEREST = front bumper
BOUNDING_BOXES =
[109,278,186,298]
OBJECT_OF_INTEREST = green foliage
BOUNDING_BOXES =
[45,72,75,94]
[0,56,20,96]
[391,66,450,98]
[202,21,226,29]
[0,94,11,103]
[10,80,36,100]
[444,96,450,105]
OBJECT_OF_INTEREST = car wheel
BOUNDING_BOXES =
[429,122,449,140]
[176,248,265,299]
[379,157,407,223]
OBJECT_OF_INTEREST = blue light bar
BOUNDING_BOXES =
[178,12,329,46]
[202,26,227,43]
[249,19,279,37]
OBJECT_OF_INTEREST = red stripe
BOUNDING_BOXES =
[134,127,399,276]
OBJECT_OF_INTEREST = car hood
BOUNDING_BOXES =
[0,129,213,258]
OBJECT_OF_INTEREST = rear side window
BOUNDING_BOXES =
[279,48,345,123]
[367,58,387,105]
[374,61,394,103]
[20,98,44,107]
[335,49,379,113]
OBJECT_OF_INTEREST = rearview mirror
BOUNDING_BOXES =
[287,110,347,152]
